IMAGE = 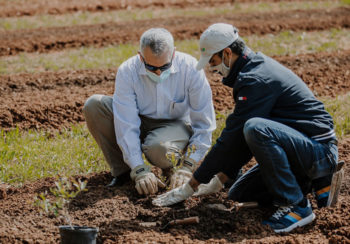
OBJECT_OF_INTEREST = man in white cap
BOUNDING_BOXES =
[153,23,343,234]
[83,28,216,195]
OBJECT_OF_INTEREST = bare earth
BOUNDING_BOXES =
[0,137,349,243]
[0,0,331,18]
[0,7,349,56]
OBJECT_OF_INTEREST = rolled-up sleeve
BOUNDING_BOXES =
[112,67,144,169]
[187,68,216,162]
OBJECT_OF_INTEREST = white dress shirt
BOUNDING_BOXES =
[112,51,216,169]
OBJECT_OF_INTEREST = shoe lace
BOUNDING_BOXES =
[272,206,292,219]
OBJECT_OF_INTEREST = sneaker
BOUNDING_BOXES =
[263,199,315,233]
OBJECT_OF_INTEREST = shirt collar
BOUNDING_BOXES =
[138,52,179,75]
[222,47,254,88]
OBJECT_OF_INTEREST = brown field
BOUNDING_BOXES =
[0,0,332,18]
[0,0,349,243]
[1,7,349,56]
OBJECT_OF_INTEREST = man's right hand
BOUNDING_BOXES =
[130,165,165,195]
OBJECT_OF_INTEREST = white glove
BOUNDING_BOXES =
[193,175,224,196]
[169,157,196,189]
[130,165,165,195]
[152,182,194,207]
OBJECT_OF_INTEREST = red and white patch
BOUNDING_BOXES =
[238,96,247,101]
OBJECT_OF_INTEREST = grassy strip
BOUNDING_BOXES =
[0,125,106,185]
[322,94,350,138]
[1,29,349,75]
[246,28,350,55]
[1,93,349,185]
[0,1,343,31]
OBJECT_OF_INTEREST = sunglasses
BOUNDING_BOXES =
[141,55,173,72]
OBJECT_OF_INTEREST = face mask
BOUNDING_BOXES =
[146,68,171,83]
[209,54,231,78]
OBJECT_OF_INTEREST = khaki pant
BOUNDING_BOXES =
[83,94,192,177]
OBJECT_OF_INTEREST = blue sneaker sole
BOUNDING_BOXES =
[274,213,316,233]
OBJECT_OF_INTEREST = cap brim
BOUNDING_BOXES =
[196,55,211,70]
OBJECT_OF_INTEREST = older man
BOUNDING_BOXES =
[83,28,216,195]
[153,23,341,233]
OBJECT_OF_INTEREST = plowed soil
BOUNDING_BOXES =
[1,7,349,56]
[0,137,349,243]
[1,50,349,131]
[0,0,329,18]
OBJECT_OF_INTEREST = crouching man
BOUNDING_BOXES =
[83,28,216,195]
[153,23,341,233]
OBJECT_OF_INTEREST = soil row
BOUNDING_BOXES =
[0,0,328,18]
[0,137,349,243]
[0,50,349,131]
[1,7,349,56]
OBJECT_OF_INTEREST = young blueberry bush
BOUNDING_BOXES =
[34,177,87,229]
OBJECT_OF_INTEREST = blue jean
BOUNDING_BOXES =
[230,117,338,206]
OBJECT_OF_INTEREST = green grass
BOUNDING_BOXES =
[322,93,350,138]
[0,0,344,31]
[1,28,349,75]
[0,125,106,186]
[1,93,349,185]
[0,44,138,74]
[245,29,350,56]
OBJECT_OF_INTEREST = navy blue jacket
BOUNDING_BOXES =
[193,48,336,183]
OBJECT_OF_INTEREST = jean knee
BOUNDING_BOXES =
[243,117,268,144]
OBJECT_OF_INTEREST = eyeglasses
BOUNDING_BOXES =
[141,55,173,72]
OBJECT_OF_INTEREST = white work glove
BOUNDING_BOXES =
[130,165,165,195]
[169,157,196,189]
[193,175,224,196]
[152,182,194,207]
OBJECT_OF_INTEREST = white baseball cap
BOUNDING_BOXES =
[196,23,239,70]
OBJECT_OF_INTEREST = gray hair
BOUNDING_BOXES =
[140,28,174,57]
